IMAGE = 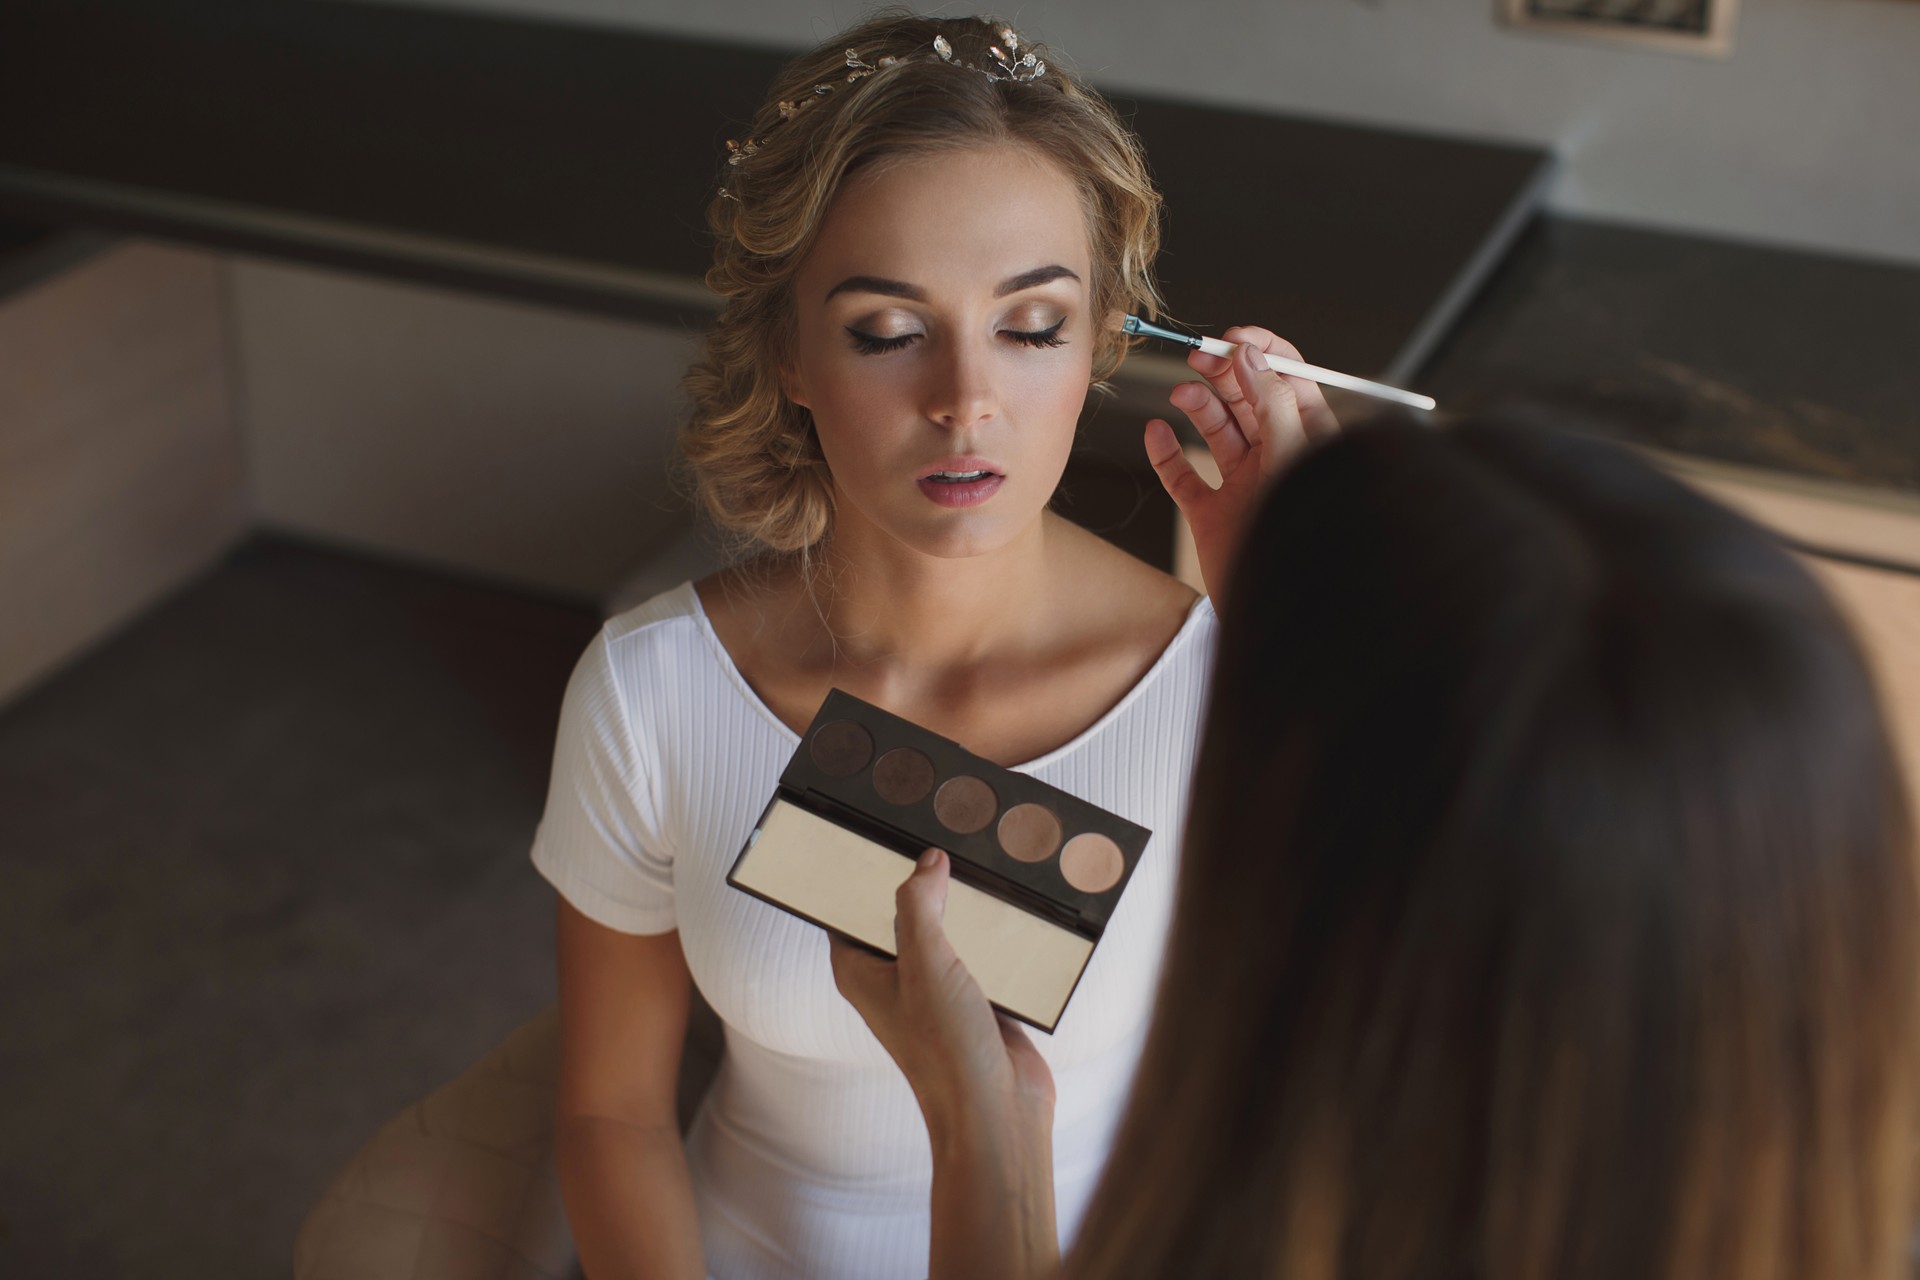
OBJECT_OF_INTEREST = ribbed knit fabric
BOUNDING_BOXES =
[531,582,1216,1279]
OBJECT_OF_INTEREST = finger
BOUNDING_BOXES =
[1224,326,1340,441]
[996,1015,1058,1106]
[828,932,896,1013]
[1143,419,1217,519]
[1236,339,1313,466]
[1168,379,1253,476]
[1186,344,1233,381]
[996,1013,1036,1055]
[1182,343,1274,458]
[1232,341,1308,480]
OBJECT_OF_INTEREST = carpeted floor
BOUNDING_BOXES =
[0,536,601,1277]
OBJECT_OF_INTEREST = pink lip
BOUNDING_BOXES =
[915,456,1003,482]
[915,457,1005,508]
[917,473,1004,508]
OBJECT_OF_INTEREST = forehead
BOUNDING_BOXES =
[798,145,1092,301]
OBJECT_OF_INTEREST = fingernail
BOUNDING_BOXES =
[1242,343,1264,365]
[920,847,941,869]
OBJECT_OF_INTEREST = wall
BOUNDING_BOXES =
[227,0,1920,611]
[230,259,703,600]
[0,244,246,705]
[332,0,1920,268]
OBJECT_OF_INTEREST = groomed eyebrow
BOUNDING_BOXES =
[823,264,1081,304]
[824,275,926,303]
[993,264,1080,297]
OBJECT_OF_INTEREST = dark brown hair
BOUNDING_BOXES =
[1069,415,1918,1280]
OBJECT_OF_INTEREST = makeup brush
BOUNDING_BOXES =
[1121,315,1437,412]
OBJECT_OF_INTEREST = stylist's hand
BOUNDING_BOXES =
[830,849,1055,1136]
[1144,325,1340,603]
[832,850,1061,1280]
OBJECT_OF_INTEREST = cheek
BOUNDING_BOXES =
[804,369,905,487]
[1011,352,1095,435]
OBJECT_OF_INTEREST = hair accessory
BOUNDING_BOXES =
[729,48,899,169]
[933,28,1045,81]
[721,27,1046,194]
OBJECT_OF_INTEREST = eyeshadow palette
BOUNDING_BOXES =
[727,689,1152,1032]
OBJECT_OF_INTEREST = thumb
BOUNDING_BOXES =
[894,848,953,964]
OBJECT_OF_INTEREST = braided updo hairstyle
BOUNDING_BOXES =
[679,12,1165,557]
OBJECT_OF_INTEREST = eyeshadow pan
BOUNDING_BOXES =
[1060,832,1125,894]
[872,746,936,805]
[934,775,998,834]
[809,720,873,776]
[998,803,1062,863]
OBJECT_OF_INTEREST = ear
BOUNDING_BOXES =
[782,364,812,411]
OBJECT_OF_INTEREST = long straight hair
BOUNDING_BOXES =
[1068,416,1918,1280]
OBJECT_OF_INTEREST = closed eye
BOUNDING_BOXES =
[846,318,1068,355]
[846,328,920,355]
[1004,318,1067,349]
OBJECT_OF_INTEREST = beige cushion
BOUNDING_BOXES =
[295,998,723,1279]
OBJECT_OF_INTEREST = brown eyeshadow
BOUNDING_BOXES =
[998,803,1062,863]
[872,747,936,805]
[809,719,873,777]
[933,775,998,834]
[1059,832,1125,894]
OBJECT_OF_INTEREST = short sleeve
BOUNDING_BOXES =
[530,628,678,934]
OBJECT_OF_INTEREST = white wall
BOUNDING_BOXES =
[337,0,1920,267]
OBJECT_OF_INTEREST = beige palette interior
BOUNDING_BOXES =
[733,797,1096,1030]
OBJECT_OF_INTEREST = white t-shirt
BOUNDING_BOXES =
[532,582,1216,1279]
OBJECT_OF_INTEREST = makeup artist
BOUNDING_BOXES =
[835,403,1920,1279]
[532,15,1336,1280]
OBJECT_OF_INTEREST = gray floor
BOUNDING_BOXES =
[0,537,601,1277]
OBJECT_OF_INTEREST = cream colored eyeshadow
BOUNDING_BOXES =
[733,799,1093,1029]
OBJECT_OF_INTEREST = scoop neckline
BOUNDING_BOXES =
[680,581,1213,773]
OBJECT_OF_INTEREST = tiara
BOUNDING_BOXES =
[722,27,1047,196]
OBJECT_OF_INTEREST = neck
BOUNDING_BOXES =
[806,512,1058,682]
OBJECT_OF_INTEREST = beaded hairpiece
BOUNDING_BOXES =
[721,26,1047,198]
[934,28,1046,82]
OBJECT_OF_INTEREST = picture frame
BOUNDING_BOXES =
[1498,0,1741,57]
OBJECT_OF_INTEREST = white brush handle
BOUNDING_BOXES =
[1193,335,1437,412]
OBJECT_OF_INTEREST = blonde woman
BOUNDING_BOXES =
[534,14,1335,1280]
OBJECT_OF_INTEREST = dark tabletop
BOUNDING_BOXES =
[1417,216,1920,500]
[0,0,1549,380]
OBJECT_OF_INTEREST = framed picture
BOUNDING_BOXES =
[1499,0,1741,57]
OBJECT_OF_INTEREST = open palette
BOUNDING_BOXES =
[728,689,1152,1032]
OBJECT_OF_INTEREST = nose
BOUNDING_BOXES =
[922,333,999,431]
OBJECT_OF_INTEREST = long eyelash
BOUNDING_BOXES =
[846,328,918,355]
[1005,319,1068,349]
[844,321,1068,355]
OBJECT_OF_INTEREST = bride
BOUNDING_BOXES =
[535,14,1336,1278]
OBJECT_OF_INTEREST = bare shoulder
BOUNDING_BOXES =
[694,560,805,652]
[693,561,835,735]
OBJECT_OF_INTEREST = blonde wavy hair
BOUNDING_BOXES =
[679,12,1165,557]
